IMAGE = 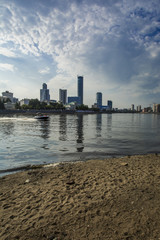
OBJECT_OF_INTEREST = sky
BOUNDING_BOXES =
[0,0,160,108]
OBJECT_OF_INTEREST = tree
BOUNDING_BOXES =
[21,104,30,110]
[0,99,5,109]
[3,98,11,103]
[15,102,21,109]
[29,99,41,109]
[40,102,47,109]
[76,104,89,110]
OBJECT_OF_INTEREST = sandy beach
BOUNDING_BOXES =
[0,154,160,240]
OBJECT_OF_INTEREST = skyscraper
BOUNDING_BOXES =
[131,104,134,111]
[59,89,67,105]
[96,92,102,108]
[40,83,50,102]
[107,100,112,110]
[77,76,83,105]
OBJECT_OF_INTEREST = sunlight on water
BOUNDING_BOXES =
[0,117,36,122]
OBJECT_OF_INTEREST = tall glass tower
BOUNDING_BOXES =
[40,83,50,102]
[59,89,67,105]
[77,76,83,105]
[96,92,102,108]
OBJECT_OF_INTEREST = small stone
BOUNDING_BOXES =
[66,180,75,185]
[120,162,128,166]
[25,179,30,183]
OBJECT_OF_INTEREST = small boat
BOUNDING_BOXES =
[34,113,49,120]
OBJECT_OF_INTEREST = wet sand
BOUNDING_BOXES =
[0,154,160,240]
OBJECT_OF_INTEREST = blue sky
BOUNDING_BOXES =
[0,0,160,108]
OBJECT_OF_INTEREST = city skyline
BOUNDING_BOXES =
[0,0,160,108]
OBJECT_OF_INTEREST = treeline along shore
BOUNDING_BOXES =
[0,109,158,115]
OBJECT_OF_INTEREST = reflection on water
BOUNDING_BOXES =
[107,114,112,138]
[59,114,67,141]
[76,114,84,152]
[96,114,102,137]
[0,113,160,173]
[39,120,50,139]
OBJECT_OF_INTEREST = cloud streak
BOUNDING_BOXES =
[0,63,15,72]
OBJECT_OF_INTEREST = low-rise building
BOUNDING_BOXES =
[19,98,30,106]
[68,96,81,105]
[2,91,13,102]
[4,102,15,110]
[65,102,77,110]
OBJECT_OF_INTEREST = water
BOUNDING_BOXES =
[0,113,160,174]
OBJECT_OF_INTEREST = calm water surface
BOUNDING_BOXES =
[0,113,160,173]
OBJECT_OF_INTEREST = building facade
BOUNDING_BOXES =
[40,83,50,102]
[2,91,13,102]
[59,89,67,105]
[153,104,160,113]
[20,98,30,106]
[131,104,135,111]
[68,96,81,105]
[96,92,102,108]
[107,100,112,110]
[137,105,141,112]
[77,76,83,105]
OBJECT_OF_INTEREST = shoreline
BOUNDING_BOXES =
[0,153,160,239]
[0,109,158,115]
[1,152,160,177]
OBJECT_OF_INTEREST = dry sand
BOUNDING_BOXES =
[0,154,160,240]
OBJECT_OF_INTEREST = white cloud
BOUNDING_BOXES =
[39,67,50,74]
[0,63,15,72]
[0,47,16,57]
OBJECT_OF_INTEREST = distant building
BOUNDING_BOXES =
[107,100,112,110]
[13,97,18,103]
[96,92,102,108]
[2,91,13,102]
[92,103,98,109]
[20,98,30,106]
[59,89,67,105]
[68,96,81,105]
[101,105,110,110]
[131,104,134,111]
[77,76,83,105]
[142,107,152,113]
[65,102,77,110]
[50,100,57,104]
[4,102,15,110]
[137,105,141,112]
[153,104,160,113]
[40,83,50,102]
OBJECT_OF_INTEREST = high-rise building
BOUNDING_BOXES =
[107,100,112,110]
[96,92,102,108]
[137,105,141,112]
[131,104,134,111]
[40,83,50,102]
[77,76,83,105]
[59,89,67,105]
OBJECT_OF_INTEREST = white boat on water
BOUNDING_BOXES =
[34,113,49,120]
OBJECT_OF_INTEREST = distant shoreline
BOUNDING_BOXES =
[0,109,156,115]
